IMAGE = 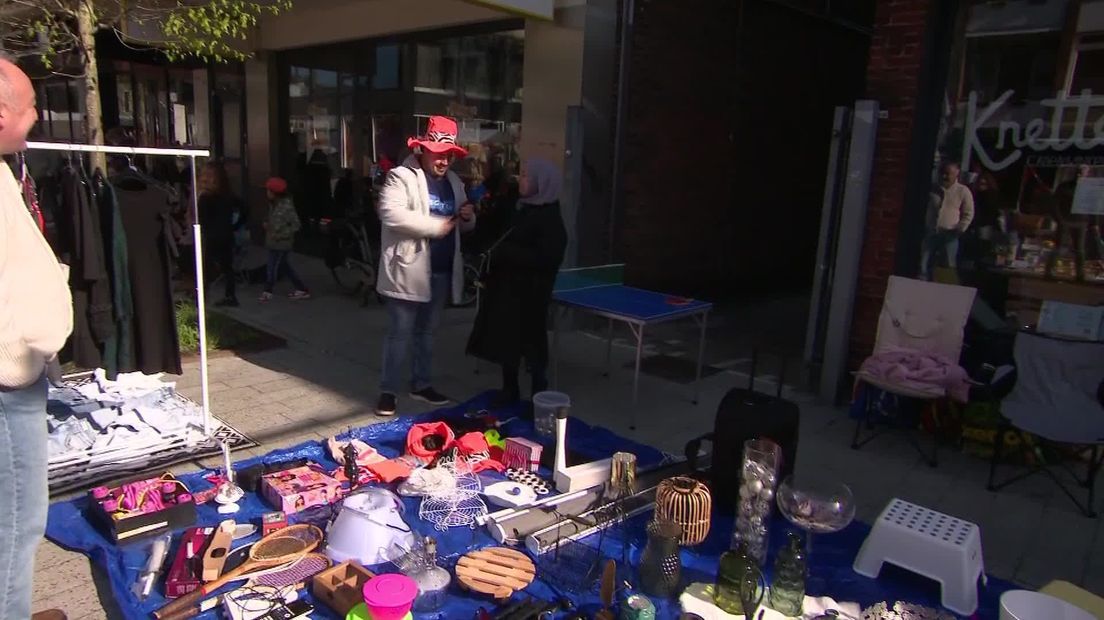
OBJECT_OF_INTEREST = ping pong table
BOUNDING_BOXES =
[551,265,712,428]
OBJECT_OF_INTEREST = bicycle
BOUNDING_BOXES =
[323,210,381,305]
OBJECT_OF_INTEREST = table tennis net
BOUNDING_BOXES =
[554,264,625,292]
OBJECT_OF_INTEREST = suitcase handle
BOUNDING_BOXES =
[684,433,713,474]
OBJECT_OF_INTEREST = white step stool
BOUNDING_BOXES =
[853,498,985,616]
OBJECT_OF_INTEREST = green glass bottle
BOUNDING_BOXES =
[769,532,807,617]
[714,541,764,615]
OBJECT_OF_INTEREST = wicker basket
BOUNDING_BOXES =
[654,476,712,545]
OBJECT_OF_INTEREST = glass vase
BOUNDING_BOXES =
[638,520,683,598]
[732,438,781,565]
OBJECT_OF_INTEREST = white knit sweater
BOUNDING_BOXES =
[0,162,72,388]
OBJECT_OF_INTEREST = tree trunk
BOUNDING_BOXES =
[75,0,105,169]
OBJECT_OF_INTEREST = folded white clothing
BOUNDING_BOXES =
[88,408,120,431]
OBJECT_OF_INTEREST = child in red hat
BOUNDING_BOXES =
[260,177,311,301]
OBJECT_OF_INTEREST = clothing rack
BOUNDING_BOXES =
[24,141,215,440]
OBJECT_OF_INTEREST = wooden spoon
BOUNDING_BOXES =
[595,560,616,620]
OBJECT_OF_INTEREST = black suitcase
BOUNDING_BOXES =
[684,351,800,514]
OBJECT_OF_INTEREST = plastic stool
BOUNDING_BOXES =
[853,498,985,616]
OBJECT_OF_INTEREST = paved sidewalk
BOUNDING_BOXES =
[32,253,1104,618]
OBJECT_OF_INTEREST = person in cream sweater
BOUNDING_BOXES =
[0,56,74,620]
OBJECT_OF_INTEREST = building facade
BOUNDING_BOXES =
[850,0,1104,379]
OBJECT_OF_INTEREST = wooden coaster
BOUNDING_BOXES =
[455,547,536,599]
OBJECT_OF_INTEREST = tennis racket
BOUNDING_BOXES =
[154,524,324,619]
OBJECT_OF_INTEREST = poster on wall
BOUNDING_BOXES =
[1072,177,1104,215]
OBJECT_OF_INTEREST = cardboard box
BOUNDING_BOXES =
[504,437,543,472]
[86,474,196,544]
[260,466,342,514]
[164,527,213,599]
[311,561,376,616]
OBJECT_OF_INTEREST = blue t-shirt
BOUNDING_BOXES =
[426,175,456,273]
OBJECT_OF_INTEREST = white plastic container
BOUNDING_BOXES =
[325,488,414,566]
[1000,590,1094,620]
[532,391,570,437]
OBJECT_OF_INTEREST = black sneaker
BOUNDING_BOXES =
[376,393,397,416]
[215,297,240,307]
[409,387,451,406]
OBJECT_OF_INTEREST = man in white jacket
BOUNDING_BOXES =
[0,56,74,620]
[375,116,475,416]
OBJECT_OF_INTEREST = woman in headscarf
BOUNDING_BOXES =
[467,158,568,405]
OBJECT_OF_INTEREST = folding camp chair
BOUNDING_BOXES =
[987,330,1104,517]
[851,276,978,466]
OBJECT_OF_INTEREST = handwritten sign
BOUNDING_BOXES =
[1072,177,1104,215]
[1038,301,1104,341]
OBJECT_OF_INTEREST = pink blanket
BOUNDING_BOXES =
[860,346,971,402]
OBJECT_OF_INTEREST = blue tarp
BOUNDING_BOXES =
[47,392,1014,619]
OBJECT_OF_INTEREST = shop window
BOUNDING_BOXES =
[962,35,1060,103]
[373,44,400,90]
[922,3,1104,331]
[461,36,492,99]
[415,40,459,94]
[1069,45,1104,94]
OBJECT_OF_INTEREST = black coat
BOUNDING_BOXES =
[467,201,567,367]
[56,166,113,369]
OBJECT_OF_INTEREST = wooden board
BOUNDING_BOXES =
[455,547,536,599]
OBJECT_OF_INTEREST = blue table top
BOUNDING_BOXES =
[553,285,712,322]
[45,392,1013,619]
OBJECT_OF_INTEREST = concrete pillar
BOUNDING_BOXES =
[244,54,275,216]
[519,5,586,168]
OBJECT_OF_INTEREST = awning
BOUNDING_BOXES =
[462,0,554,21]
[966,0,1069,37]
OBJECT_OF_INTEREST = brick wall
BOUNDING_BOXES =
[848,0,936,368]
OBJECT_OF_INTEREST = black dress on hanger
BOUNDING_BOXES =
[56,162,113,369]
[111,171,182,375]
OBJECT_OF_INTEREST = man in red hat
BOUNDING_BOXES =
[375,116,475,416]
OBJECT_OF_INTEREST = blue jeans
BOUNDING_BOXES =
[265,250,308,293]
[920,229,960,279]
[380,272,450,394]
[0,374,47,620]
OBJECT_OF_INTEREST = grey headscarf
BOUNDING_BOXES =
[518,158,561,206]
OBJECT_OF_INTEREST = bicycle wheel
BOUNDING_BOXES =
[456,261,481,307]
[330,229,366,293]
[331,259,365,294]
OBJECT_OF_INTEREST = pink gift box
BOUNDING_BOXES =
[260,466,343,514]
[503,437,543,472]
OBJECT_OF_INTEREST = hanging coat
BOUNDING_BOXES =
[466,201,567,367]
[55,166,113,369]
[112,175,182,375]
[95,176,134,378]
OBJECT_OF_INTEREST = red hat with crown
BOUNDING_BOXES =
[407,115,468,157]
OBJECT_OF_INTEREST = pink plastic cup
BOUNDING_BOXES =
[362,574,417,620]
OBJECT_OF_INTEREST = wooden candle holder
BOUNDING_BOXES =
[655,476,712,545]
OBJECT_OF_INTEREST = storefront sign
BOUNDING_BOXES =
[463,0,553,20]
[1072,177,1104,215]
[962,89,1104,172]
